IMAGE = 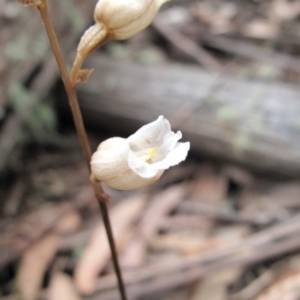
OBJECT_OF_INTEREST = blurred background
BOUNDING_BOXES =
[2,0,300,299]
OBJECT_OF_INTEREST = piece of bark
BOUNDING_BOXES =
[77,55,300,177]
[74,194,147,295]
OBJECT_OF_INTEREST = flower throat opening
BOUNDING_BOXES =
[135,148,156,163]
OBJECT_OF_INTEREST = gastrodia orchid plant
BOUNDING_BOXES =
[18,0,188,299]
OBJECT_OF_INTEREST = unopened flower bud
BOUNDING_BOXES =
[94,0,170,40]
[91,116,190,190]
[71,0,170,84]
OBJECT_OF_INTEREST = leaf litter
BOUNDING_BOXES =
[3,0,300,299]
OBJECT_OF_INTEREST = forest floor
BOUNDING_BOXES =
[2,0,300,300]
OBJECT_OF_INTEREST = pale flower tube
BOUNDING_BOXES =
[91,116,190,190]
[94,0,171,40]
[72,0,170,83]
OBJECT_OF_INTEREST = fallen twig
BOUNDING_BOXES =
[153,17,222,71]
[178,201,271,225]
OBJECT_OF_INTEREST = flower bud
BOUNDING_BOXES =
[94,0,170,40]
[71,0,170,84]
[91,116,190,190]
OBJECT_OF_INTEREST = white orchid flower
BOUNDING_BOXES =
[91,116,190,190]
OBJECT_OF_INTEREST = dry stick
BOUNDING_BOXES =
[198,32,300,73]
[153,17,222,71]
[229,270,276,300]
[178,201,267,225]
[35,2,127,300]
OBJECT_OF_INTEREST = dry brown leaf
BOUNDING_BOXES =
[242,19,279,39]
[76,69,94,84]
[48,273,82,300]
[253,271,300,300]
[271,0,300,22]
[120,236,146,269]
[187,165,227,229]
[189,165,227,206]
[74,194,147,294]
[54,211,82,235]
[140,185,186,238]
[16,234,58,300]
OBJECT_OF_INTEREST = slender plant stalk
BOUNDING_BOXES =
[35,1,128,299]
[70,23,109,85]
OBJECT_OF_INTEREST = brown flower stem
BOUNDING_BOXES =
[35,1,128,300]
[70,23,109,85]
[70,52,84,86]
